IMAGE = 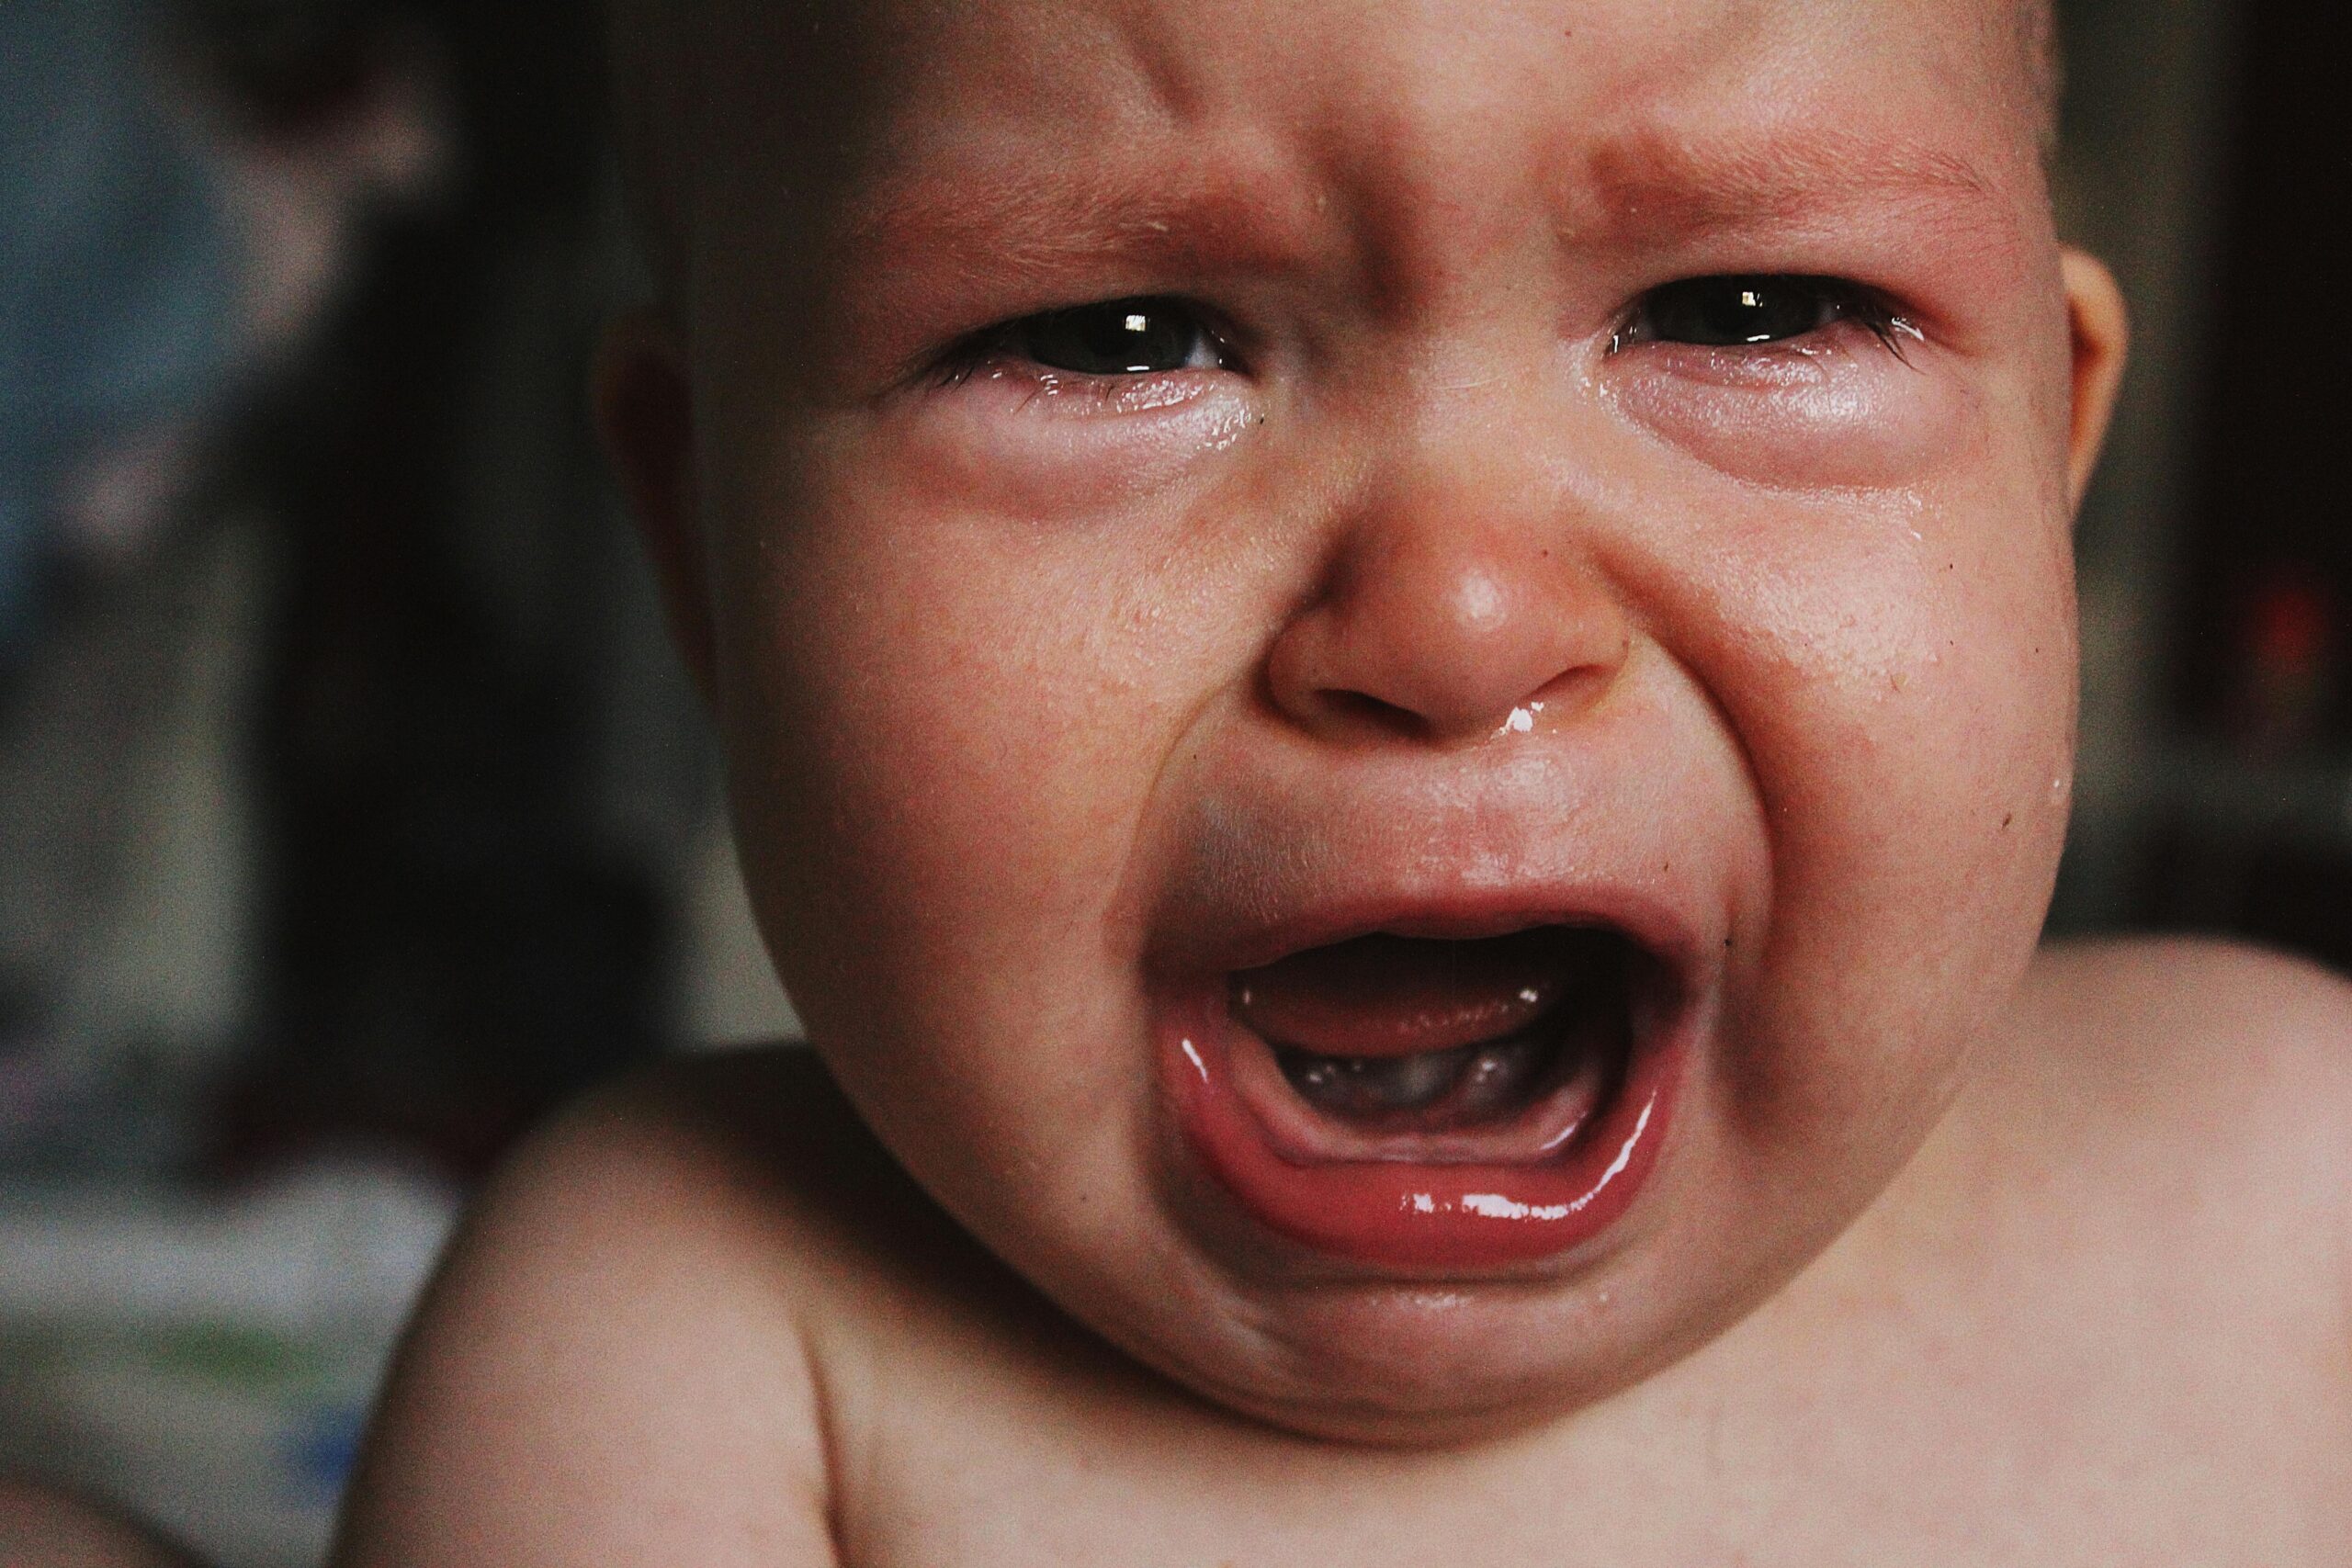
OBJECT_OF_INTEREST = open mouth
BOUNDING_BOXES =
[1234,927,1633,1162]
[1164,919,1690,1272]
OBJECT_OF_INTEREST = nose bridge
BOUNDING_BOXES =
[1265,391,1633,746]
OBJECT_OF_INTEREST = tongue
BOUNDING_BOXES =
[1230,930,1574,1058]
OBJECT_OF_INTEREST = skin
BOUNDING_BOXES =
[0,1479,199,1568]
[335,0,2352,1561]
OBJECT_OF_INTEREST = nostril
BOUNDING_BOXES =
[1317,689,1430,741]
[1525,660,1622,722]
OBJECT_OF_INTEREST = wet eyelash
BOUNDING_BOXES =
[1610,277,1924,362]
[922,299,1238,392]
[924,329,1012,390]
[1852,296,1926,363]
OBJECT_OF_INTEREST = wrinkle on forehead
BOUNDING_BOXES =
[625,0,2056,312]
[834,146,1329,291]
[800,8,2034,313]
[1574,123,2018,249]
[824,118,2020,294]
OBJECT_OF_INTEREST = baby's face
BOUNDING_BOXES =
[638,0,2116,1439]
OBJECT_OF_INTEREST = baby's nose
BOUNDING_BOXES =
[1264,475,1633,746]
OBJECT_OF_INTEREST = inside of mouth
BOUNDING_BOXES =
[1228,927,1638,1134]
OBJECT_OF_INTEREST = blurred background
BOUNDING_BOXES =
[0,0,2341,1561]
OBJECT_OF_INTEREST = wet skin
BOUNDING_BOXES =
[325,1,2352,1561]
[598,0,2130,1442]
[601,0,2116,1444]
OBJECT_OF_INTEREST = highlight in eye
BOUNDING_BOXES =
[1612,275,1920,356]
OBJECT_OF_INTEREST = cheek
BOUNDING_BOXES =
[1621,346,2075,977]
[731,547,1137,975]
[703,525,1163,1247]
[701,438,1317,1287]
[701,423,1264,1087]
[1639,457,2075,1177]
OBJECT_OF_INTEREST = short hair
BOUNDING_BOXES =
[608,0,2064,312]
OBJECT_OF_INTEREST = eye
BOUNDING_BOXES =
[1004,297,1232,377]
[1619,275,1901,351]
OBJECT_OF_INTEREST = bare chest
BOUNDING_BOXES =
[825,1290,2349,1567]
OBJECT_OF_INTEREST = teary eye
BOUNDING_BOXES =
[1008,297,1230,377]
[1623,275,1896,350]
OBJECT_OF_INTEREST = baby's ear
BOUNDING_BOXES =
[2059,250,2130,515]
[594,308,716,703]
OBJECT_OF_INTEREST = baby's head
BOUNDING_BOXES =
[597,0,2126,1442]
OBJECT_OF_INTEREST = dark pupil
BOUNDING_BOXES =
[1021,299,1198,375]
[1646,276,1827,346]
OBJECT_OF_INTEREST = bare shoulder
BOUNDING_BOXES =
[1969,935,2352,1284]
[333,1047,914,1568]
[2024,931,2352,1036]
[2012,934,2352,1141]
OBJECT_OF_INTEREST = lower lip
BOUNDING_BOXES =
[1163,988,1685,1272]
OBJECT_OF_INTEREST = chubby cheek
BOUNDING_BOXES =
[702,403,1265,1235]
[1666,444,2075,1209]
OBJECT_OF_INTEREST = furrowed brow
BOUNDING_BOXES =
[831,152,1325,305]
[1581,126,2018,252]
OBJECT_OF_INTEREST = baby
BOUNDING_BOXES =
[332,0,2352,1561]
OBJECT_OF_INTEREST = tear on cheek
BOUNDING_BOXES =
[1610,355,1964,491]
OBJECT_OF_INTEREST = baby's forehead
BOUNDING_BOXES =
[621,0,2051,304]
[845,4,2012,135]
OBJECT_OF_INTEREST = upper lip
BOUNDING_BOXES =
[1130,721,1747,1006]
[1145,854,1720,1020]
[1181,886,1704,987]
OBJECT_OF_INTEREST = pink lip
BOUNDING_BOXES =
[1158,900,1699,1273]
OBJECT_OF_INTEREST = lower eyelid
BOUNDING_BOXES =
[1600,314,1960,488]
[1614,316,1915,374]
[942,356,1233,417]
[901,369,1265,496]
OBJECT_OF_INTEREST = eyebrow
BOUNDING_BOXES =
[830,148,1329,305]
[1577,123,2020,250]
[823,119,2026,347]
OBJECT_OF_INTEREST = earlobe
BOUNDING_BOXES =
[594,308,717,703]
[2059,249,2130,514]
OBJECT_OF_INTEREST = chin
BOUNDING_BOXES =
[1119,1241,1752,1449]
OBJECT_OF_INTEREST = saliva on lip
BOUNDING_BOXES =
[1184,927,1673,1267]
